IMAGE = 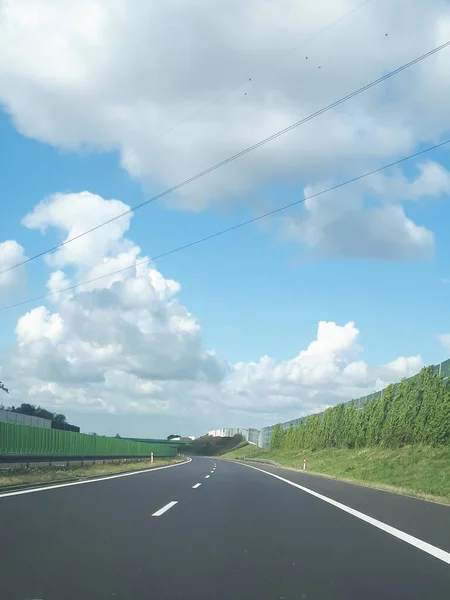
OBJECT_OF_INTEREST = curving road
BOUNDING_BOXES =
[1,457,449,599]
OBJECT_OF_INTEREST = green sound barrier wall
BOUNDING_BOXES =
[0,421,177,457]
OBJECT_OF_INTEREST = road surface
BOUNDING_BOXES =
[0,457,449,599]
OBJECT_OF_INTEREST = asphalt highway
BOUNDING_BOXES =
[0,457,449,599]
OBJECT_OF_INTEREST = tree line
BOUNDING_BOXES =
[270,366,450,451]
[189,434,245,456]
[0,382,68,424]
[0,402,68,424]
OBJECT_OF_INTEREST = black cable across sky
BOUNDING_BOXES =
[1,38,449,278]
[1,138,449,313]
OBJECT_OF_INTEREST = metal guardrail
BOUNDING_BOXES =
[0,457,187,493]
[0,454,176,469]
[242,457,282,467]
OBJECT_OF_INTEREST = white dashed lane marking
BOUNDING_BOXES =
[152,501,178,517]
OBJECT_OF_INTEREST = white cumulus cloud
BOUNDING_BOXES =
[1,0,450,216]
[0,240,27,296]
[1,1,448,263]
[22,191,134,269]
[282,180,436,261]
[438,334,450,353]
[222,321,423,422]
[0,191,426,434]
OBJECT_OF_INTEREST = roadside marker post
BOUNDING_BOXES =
[303,459,307,471]
[151,452,154,464]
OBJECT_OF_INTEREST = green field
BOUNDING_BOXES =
[223,444,450,504]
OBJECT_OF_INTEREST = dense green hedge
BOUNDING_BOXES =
[270,366,450,451]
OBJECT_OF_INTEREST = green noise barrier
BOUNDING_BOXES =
[0,421,177,457]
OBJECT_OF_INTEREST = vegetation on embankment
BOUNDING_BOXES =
[270,367,450,453]
[223,443,255,459]
[224,366,450,503]
[188,433,246,456]
[0,457,185,489]
[224,443,450,504]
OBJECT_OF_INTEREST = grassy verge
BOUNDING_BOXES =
[216,440,248,456]
[0,457,185,489]
[223,444,450,504]
[224,444,261,460]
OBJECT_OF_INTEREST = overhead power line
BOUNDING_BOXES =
[1,138,449,313]
[2,38,450,277]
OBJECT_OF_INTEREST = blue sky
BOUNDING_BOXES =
[1,0,450,437]
[1,110,449,370]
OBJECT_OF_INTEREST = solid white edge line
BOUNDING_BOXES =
[152,500,178,517]
[237,462,450,566]
[192,483,201,489]
[205,475,210,478]
[0,457,192,499]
